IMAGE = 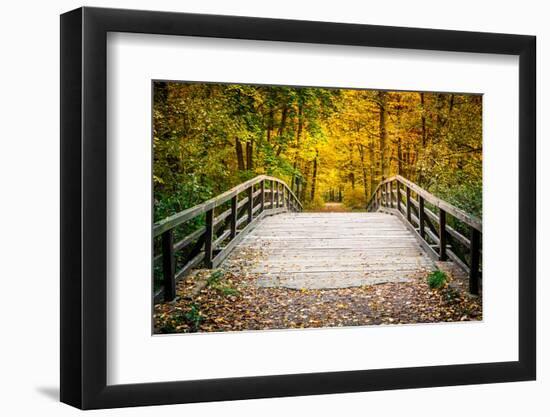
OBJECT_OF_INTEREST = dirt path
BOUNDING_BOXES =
[312,202,351,212]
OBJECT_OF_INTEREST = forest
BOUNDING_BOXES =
[153,82,482,221]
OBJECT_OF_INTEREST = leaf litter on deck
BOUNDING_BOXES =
[153,245,482,334]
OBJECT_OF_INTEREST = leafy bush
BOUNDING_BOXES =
[342,186,367,210]
[427,270,447,289]
[304,194,326,211]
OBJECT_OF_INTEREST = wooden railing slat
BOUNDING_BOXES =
[439,209,447,261]
[469,228,481,295]
[153,175,301,236]
[446,224,470,247]
[173,227,205,253]
[204,208,214,268]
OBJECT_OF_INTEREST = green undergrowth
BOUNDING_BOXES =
[427,270,447,289]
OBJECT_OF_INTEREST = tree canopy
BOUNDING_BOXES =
[153,82,482,221]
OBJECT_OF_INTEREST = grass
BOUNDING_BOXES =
[207,270,241,297]
[427,270,447,289]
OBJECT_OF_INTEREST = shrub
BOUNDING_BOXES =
[342,186,367,210]
[304,194,326,211]
[427,270,447,289]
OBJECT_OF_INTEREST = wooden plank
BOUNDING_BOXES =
[174,252,206,281]
[260,181,265,212]
[446,224,470,247]
[212,211,267,268]
[406,186,411,222]
[425,228,440,245]
[270,180,275,209]
[247,186,253,223]
[424,206,439,226]
[439,209,447,261]
[447,249,469,274]
[173,227,204,253]
[237,196,249,210]
[230,195,237,239]
[204,208,214,268]
[252,188,261,200]
[469,228,481,295]
[236,214,248,229]
[419,196,426,239]
[252,203,262,215]
[396,182,401,212]
[213,229,231,249]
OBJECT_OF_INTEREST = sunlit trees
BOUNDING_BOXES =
[153,82,482,220]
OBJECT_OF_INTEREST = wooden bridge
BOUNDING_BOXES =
[154,175,482,303]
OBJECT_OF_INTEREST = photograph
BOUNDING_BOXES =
[152,81,483,334]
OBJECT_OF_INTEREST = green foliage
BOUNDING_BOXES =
[153,82,482,221]
[427,270,447,289]
[154,179,213,223]
[207,270,240,297]
[207,270,224,286]
[183,303,204,332]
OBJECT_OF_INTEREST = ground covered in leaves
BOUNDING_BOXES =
[153,249,482,334]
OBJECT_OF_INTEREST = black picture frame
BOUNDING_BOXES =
[60,6,536,410]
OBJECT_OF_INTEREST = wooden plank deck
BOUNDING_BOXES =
[223,212,436,290]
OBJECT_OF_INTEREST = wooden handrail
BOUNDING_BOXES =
[368,175,481,231]
[154,175,302,302]
[367,175,482,295]
[154,175,302,237]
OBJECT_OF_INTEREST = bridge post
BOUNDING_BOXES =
[390,182,394,208]
[161,229,176,301]
[230,195,237,238]
[260,181,265,212]
[469,228,481,295]
[247,185,253,224]
[204,208,214,268]
[418,196,425,238]
[396,182,401,212]
[406,187,411,222]
[270,180,274,209]
[283,186,290,211]
[439,209,447,261]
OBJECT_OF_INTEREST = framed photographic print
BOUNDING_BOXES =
[60,6,536,409]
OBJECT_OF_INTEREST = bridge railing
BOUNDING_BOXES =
[367,175,482,295]
[153,175,302,302]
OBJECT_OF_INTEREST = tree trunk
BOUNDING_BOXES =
[420,92,427,147]
[291,103,304,190]
[378,91,388,179]
[235,137,245,171]
[357,144,369,201]
[310,149,319,201]
[367,134,376,198]
[301,162,310,202]
[245,140,253,170]
[349,145,355,189]
[397,137,402,175]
